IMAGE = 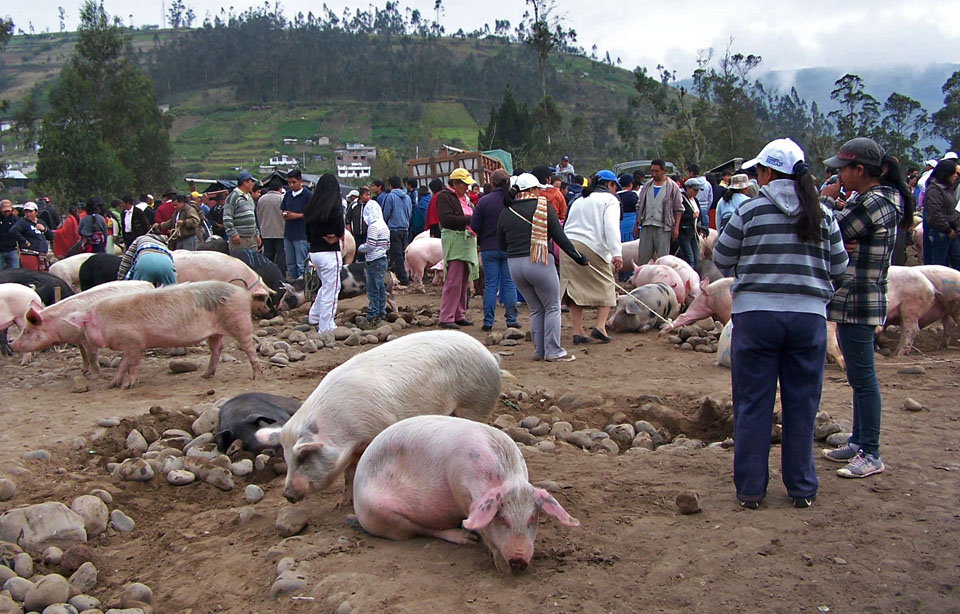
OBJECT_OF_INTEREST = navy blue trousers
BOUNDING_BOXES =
[731,311,826,501]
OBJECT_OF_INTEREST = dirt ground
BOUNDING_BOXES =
[1,285,959,614]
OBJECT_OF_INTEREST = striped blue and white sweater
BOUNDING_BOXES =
[713,179,848,318]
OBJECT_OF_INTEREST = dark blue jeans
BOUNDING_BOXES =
[836,323,882,457]
[480,250,518,327]
[677,232,699,267]
[731,311,826,501]
[1,250,19,270]
[364,256,388,319]
[924,225,952,266]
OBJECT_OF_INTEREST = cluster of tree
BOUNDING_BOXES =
[633,42,960,176]
[35,1,173,200]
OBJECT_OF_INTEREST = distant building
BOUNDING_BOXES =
[269,154,299,166]
[334,144,376,179]
[317,136,330,146]
[282,138,298,145]
[0,169,32,192]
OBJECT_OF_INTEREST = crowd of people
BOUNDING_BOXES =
[4,140,960,510]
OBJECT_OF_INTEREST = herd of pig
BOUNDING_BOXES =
[213,330,578,573]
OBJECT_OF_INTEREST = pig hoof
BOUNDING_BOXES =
[435,528,479,544]
[201,372,215,379]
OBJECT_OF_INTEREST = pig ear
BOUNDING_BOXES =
[647,259,655,265]
[462,486,505,531]
[699,277,710,292]
[292,435,324,458]
[632,263,640,273]
[254,426,282,448]
[623,299,643,315]
[25,304,43,326]
[534,488,579,527]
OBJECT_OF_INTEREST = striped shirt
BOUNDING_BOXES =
[224,188,259,239]
[358,220,390,262]
[714,179,848,317]
[117,234,172,280]
[827,184,903,326]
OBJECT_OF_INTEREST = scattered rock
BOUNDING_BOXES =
[168,359,199,374]
[504,427,536,446]
[60,544,95,573]
[122,582,153,605]
[72,376,88,393]
[2,576,34,602]
[529,423,551,436]
[337,600,353,614]
[0,594,21,614]
[22,449,52,461]
[492,415,517,429]
[183,432,215,453]
[288,350,305,362]
[595,439,619,454]
[519,416,541,429]
[606,424,636,449]
[13,552,33,578]
[564,431,593,450]
[631,432,655,451]
[276,507,311,537]
[0,502,87,555]
[69,561,98,593]
[825,432,851,447]
[344,332,361,346]
[898,365,926,375]
[550,421,573,439]
[109,510,135,533]
[230,459,254,477]
[499,339,518,347]
[70,496,109,536]
[43,546,63,567]
[535,440,556,452]
[97,418,120,427]
[204,467,235,491]
[269,573,306,599]
[125,430,148,453]
[676,491,702,514]
[23,573,70,612]
[903,398,923,412]
[269,354,290,366]
[191,407,220,436]
[167,470,196,485]
[244,485,264,504]
[69,595,100,611]
[302,340,318,353]
[814,421,842,441]
[0,479,16,501]
[115,459,154,482]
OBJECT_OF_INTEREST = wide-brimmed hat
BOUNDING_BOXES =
[162,188,177,197]
[729,174,751,190]
[449,168,476,185]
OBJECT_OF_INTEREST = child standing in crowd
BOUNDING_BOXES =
[357,201,391,324]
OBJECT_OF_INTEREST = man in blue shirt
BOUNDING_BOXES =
[280,168,313,280]
[381,176,412,285]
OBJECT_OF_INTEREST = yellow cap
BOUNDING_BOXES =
[449,168,477,185]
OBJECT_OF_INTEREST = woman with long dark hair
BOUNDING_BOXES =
[304,174,345,333]
[714,138,848,509]
[822,137,914,480]
[920,159,960,266]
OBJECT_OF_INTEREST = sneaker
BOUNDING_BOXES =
[738,499,761,510]
[822,441,859,463]
[792,495,816,509]
[837,452,885,478]
[546,354,576,362]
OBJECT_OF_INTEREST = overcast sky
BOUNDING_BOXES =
[6,0,960,77]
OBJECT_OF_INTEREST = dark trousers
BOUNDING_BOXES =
[836,323,882,456]
[388,229,409,285]
[262,238,285,270]
[731,311,825,501]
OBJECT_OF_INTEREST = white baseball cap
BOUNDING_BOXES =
[741,138,805,174]
[943,151,958,160]
[925,159,938,168]
[511,173,548,192]
[22,201,38,211]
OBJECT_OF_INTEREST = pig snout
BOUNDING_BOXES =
[501,536,534,573]
[510,558,528,572]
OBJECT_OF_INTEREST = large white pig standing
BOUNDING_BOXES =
[171,250,274,317]
[882,266,936,355]
[404,238,443,289]
[0,284,43,358]
[915,264,960,348]
[62,281,261,388]
[256,330,501,504]
[353,415,579,573]
[10,280,153,375]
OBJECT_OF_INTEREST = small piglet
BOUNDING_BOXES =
[353,415,579,573]
[257,330,501,504]
[63,280,261,388]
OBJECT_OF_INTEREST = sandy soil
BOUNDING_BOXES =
[1,286,959,614]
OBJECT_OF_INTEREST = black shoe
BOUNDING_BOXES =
[590,328,612,343]
[482,325,493,332]
[573,335,591,345]
[792,495,815,509]
[455,319,474,327]
[439,321,458,329]
[506,322,521,329]
[738,499,761,510]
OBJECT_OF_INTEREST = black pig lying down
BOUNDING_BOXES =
[215,392,301,453]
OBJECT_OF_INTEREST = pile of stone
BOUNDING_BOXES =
[663,319,723,353]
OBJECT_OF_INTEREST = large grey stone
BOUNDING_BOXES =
[68,561,98,593]
[70,496,109,537]
[0,502,87,555]
[23,573,71,612]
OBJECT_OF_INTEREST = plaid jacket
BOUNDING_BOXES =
[827,185,903,325]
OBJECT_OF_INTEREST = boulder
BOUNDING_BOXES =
[0,503,87,555]
[23,573,70,612]
[69,496,109,536]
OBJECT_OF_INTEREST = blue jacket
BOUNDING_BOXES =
[0,214,18,252]
[382,189,412,231]
[10,218,53,254]
[281,187,312,241]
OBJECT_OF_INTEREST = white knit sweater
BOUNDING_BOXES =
[562,191,622,263]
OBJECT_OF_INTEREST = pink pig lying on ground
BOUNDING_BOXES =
[62,281,261,388]
[352,415,579,573]
[631,263,686,305]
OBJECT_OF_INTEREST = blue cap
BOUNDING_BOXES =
[595,169,621,189]
[562,155,569,161]
[237,171,254,183]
